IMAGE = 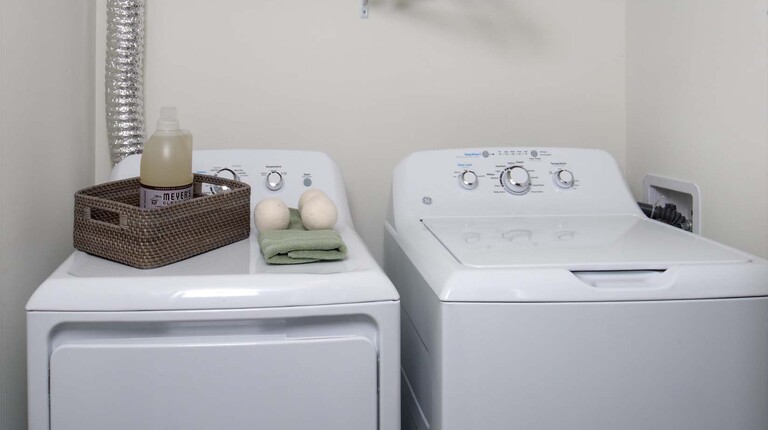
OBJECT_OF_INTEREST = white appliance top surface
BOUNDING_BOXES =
[66,231,354,278]
[27,150,398,312]
[422,215,750,271]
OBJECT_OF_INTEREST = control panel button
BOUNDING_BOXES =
[554,169,574,189]
[500,166,531,195]
[266,171,283,191]
[459,170,478,190]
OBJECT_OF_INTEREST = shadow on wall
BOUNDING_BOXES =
[372,0,543,52]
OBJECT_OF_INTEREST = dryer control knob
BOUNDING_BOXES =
[266,171,283,191]
[459,170,478,190]
[501,166,531,195]
[211,168,240,194]
[554,169,574,189]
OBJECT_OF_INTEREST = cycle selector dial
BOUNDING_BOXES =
[266,171,283,191]
[458,170,478,190]
[501,166,531,195]
[554,169,574,189]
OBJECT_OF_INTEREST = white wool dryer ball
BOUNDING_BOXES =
[300,194,338,230]
[253,198,290,232]
[298,189,326,212]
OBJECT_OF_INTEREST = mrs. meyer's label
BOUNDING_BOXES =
[140,183,194,209]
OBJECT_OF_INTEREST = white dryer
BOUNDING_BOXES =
[384,147,768,430]
[27,150,400,430]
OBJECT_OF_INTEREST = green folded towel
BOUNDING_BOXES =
[258,209,348,265]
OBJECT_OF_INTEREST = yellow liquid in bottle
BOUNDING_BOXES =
[139,107,193,209]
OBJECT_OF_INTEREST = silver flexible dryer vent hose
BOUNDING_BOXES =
[106,0,146,166]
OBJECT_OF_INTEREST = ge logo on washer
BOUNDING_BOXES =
[422,197,433,205]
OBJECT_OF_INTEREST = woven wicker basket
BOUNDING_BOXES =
[74,174,251,269]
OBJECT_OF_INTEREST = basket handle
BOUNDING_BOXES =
[82,206,128,229]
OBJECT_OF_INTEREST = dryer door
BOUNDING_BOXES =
[50,336,377,430]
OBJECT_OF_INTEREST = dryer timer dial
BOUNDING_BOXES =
[211,168,240,194]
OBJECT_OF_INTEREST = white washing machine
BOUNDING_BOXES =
[384,147,768,430]
[27,150,400,430]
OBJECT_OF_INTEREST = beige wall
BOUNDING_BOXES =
[0,0,95,428]
[626,0,768,257]
[95,0,628,262]
[0,2,765,429]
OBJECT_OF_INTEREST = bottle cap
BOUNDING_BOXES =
[157,106,180,130]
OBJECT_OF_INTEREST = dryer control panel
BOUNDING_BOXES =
[390,147,641,225]
[110,149,352,226]
[193,162,313,196]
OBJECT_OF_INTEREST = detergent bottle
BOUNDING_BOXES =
[139,106,193,209]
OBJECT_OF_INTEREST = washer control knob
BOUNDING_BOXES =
[554,169,574,189]
[501,166,531,195]
[266,171,283,191]
[211,168,240,194]
[459,170,478,190]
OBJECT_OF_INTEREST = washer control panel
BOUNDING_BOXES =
[453,148,580,196]
[394,147,639,219]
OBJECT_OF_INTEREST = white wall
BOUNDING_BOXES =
[95,0,627,262]
[0,0,95,428]
[626,0,768,258]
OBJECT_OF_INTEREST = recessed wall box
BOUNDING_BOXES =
[643,174,701,234]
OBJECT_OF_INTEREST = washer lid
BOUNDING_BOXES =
[422,215,751,271]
